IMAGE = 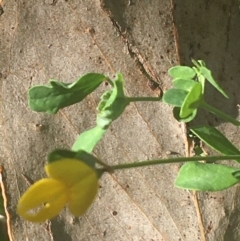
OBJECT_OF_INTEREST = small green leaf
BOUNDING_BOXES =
[192,59,200,68]
[173,107,197,122]
[162,89,188,107]
[199,66,228,98]
[72,126,106,153]
[168,66,196,79]
[97,90,113,112]
[28,73,106,114]
[96,73,130,129]
[175,162,240,191]
[180,82,203,118]
[190,126,240,160]
[192,59,206,68]
[173,78,197,91]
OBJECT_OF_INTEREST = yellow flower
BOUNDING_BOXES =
[17,159,98,222]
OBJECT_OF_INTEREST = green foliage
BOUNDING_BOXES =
[72,126,106,153]
[162,89,187,107]
[173,107,197,122]
[172,78,197,91]
[73,73,130,152]
[175,162,240,191]
[180,82,203,118]
[26,59,240,204]
[96,73,130,129]
[28,73,106,114]
[168,66,196,79]
[190,126,240,157]
[163,60,240,126]
[200,67,228,98]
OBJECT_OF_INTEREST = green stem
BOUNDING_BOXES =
[201,102,240,126]
[103,155,240,171]
[127,96,161,102]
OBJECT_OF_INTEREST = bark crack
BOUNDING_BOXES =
[100,1,162,94]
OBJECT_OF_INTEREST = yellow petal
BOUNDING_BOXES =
[17,178,69,222]
[45,159,97,187]
[68,171,98,216]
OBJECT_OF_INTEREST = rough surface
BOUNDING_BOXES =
[0,0,240,240]
[173,1,240,241]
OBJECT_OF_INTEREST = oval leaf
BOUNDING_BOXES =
[162,89,188,107]
[175,162,240,191]
[168,66,196,79]
[173,78,197,91]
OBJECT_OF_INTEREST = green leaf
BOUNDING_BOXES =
[28,73,106,114]
[162,89,188,107]
[72,126,106,153]
[197,74,206,92]
[190,126,240,160]
[180,82,203,118]
[172,78,197,91]
[199,66,228,98]
[97,90,113,112]
[173,107,197,122]
[175,162,240,191]
[96,73,130,129]
[232,170,240,179]
[192,59,206,68]
[168,66,196,79]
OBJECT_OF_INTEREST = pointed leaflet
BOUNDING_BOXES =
[190,126,240,162]
[28,73,106,114]
[199,66,228,98]
[175,162,240,191]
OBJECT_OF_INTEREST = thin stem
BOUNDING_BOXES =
[127,96,161,102]
[201,102,240,126]
[96,159,112,170]
[101,155,240,171]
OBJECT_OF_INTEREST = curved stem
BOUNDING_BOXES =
[101,155,240,171]
[201,102,240,126]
